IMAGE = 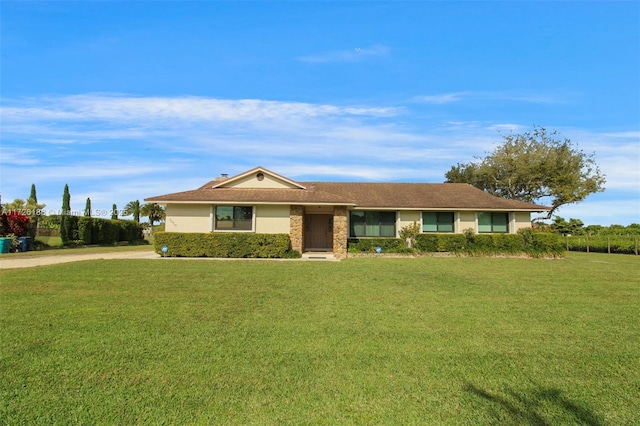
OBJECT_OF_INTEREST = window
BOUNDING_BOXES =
[422,212,454,233]
[349,211,396,237]
[215,206,253,231]
[477,212,509,233]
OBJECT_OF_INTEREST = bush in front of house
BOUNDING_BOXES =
[415,234,467,252]
[347,238,405,253]
[154,232,293,258]
[348,232,564,257]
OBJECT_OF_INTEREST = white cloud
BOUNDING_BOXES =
[413,92,470,104]
[414,91,573,105]
[1,93,637,225]
[298,44,390,63]
[2,94,399,125]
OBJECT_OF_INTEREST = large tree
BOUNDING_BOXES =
[445,126,606,218]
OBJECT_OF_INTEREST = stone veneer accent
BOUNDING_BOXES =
[289,205,304,254]
[332,205,348,259]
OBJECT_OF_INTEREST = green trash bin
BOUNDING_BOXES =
[0,237,13,254]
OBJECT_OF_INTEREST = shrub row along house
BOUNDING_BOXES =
[145,166,550,259]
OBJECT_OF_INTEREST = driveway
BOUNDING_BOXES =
[0,250,160,270]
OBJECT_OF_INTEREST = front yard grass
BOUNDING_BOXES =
[1,253,638,424]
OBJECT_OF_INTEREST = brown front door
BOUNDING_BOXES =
[304,214,333,251]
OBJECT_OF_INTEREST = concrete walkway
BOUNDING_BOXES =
[0,251,160,270]
[0,250,339,270]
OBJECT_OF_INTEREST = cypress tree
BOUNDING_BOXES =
[28,184,37,204]
[60,184,71,245]
[111,204,118,220]
[27,184,39,238]
[85,198,92,217]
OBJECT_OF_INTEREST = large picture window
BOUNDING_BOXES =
[215,206,253,231]
[477,212,509,233]
[349,211,396,237]
[422,212,454,232]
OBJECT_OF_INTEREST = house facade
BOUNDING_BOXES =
[145,167,550,259]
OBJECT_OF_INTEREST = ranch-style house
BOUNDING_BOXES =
[145,166,550,259]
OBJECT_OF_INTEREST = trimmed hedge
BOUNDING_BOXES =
[349,232,564,257]
[347,238,405,253]
[415,234,466,252]
[73,217,144,245]
[154,232,294,258]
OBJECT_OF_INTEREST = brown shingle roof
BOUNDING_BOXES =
[146,180,549,211]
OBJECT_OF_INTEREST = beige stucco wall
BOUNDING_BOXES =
[458,211,477,233]
[165,204,211,233]
[255,205,290,233]
[398,211,421,236]
[164,204,289,234]
[165,204,534,237]
[512,211,532,233]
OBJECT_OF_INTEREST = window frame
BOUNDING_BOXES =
[214,205,255,232]
[422,212,455,233]
[477,212,510,233]
[349,210,397,238]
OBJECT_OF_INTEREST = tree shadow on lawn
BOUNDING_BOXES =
[464,382,604,426]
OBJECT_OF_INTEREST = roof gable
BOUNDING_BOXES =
[210,166,306,190]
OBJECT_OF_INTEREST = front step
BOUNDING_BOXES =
[301,252,338,261]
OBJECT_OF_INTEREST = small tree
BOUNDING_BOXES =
[140,203,165,232]
[84,198,92,217]
[552,216,585,236]
[26,184,45,238]
[111,204,118,220]
[399,221,420,248]
[124,200,141,223]
[60,184,71,245]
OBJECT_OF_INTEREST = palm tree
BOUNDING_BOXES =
[140,203,165,232]
[124,200,141,223]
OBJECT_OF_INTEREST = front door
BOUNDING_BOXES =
[304,214,333,251]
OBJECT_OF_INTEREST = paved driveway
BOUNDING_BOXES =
[0,250,160,270]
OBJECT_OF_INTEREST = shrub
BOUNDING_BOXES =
[154,232,292,258]
[372,232,563,257]
[399,222,420,248]
[63,217,145,246]
[532,233,568,256]
[117,220,144,243]
[77,217,93,244]
[1,211,30,237]
[415,234,466,252]
[347,238,404,253]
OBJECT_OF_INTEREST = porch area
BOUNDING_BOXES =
[290,205,348,259]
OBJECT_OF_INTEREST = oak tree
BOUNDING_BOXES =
[445,126,606,218]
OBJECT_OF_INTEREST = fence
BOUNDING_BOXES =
[565,235,639,255]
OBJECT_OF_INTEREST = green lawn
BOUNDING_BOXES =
[1,253,638,424]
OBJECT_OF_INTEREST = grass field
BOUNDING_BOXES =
[1,253,638,424]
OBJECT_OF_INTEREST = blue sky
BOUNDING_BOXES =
[1,1,638,225]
